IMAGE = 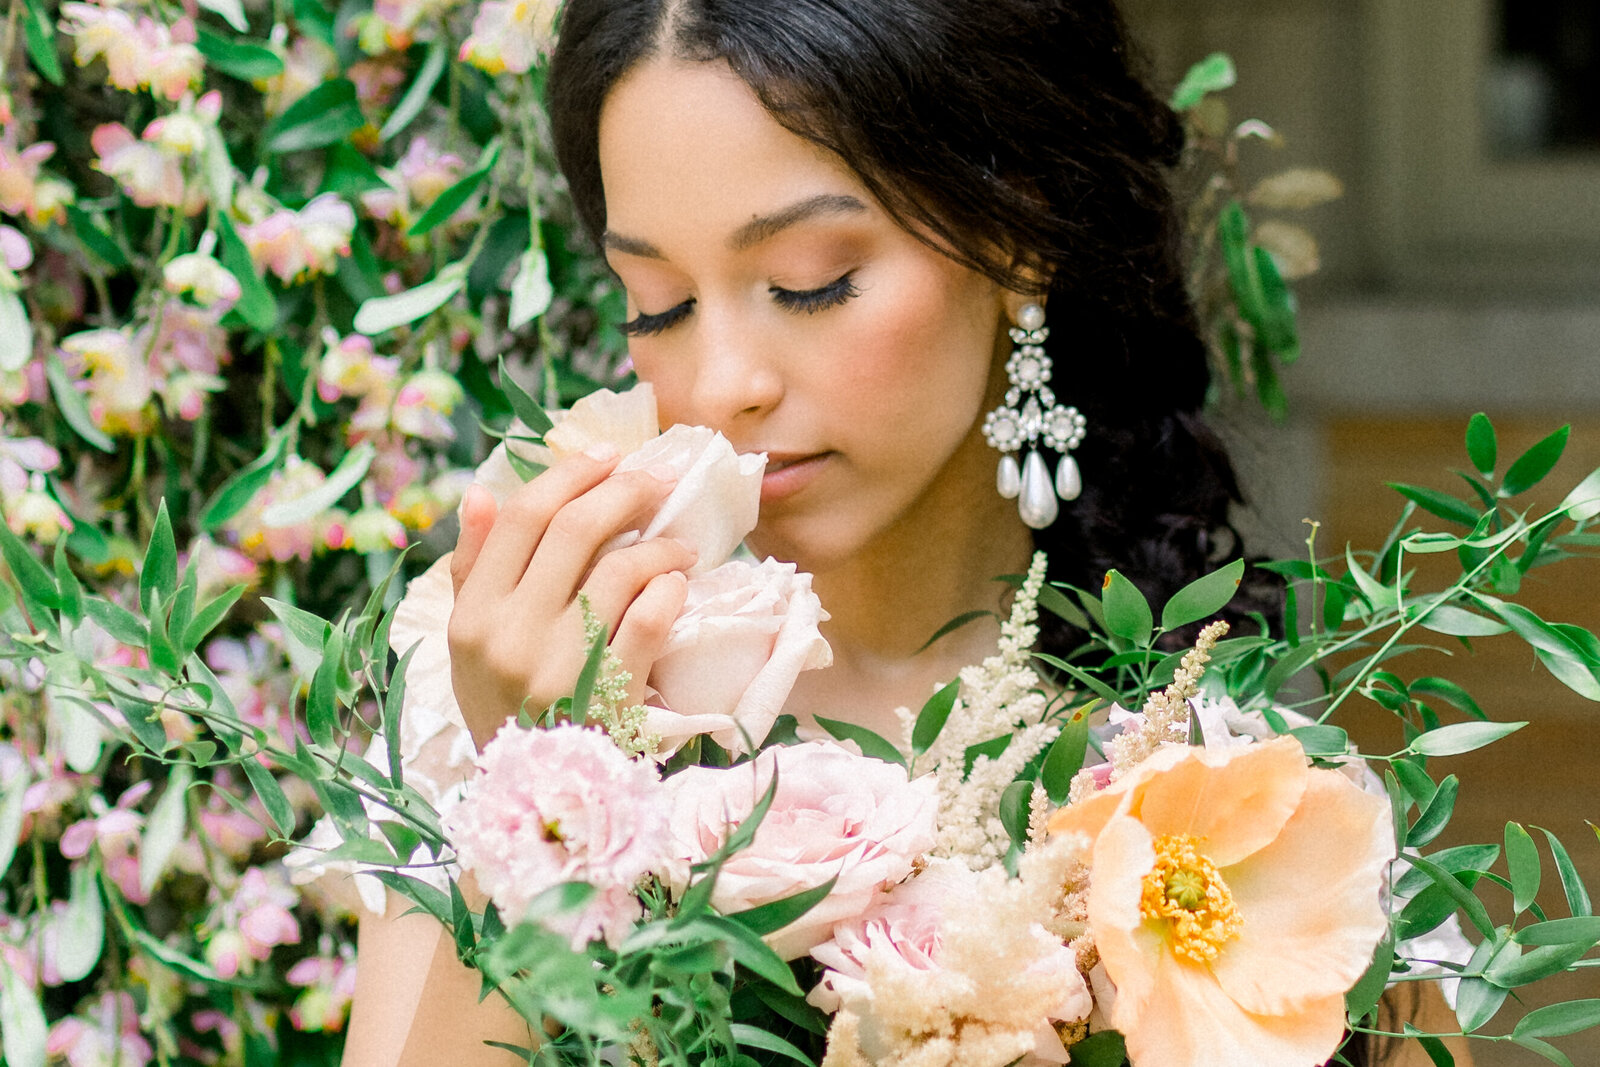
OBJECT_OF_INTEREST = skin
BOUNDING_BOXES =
[347,55,1036,1066]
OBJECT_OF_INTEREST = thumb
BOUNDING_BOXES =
[451,483,497,597]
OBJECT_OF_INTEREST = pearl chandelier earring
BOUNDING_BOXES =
[981,302,1086,530]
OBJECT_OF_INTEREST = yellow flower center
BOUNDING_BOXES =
[1139,833,1243,964]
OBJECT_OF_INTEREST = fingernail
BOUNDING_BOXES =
[645,463,679,483]
[670,538,699,560]
[584,443,618,462]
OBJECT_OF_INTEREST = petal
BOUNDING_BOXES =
[1131,736,1309,866]
[1084,816,1164,1025]
[1211,768,1394,1014]
[1118,946,1349,1067]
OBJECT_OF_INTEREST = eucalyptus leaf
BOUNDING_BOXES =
[1500,425,1571,498]
[730,1023,817,1067]
[1561,467,1600,522]
[508,244,555,329]
[1513,999,1600,1040]
[379,38,448,141]
[201,435,286,530]
[726,877,838,938]
[1389,483,1481,527]
[242,757,295,836]
[1408,774,1459,848]
[1539,827,1592,917]
[1416,605,1510,638]
[1506,822,1543,916]
[1513,917,1600,947]
[497,355,554,433]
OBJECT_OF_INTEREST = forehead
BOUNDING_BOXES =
[597,57,870,248]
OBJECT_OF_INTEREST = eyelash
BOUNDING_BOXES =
[618,272,860,337]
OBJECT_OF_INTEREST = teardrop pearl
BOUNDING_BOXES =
[1018,450,1059,529]
[996,454,1021,499]
[1055,455,1082,501]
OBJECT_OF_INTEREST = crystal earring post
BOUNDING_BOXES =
[981,302,1086,530]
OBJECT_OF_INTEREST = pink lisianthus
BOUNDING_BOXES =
[645,557,832,757]
[663,741,937,960]
[286,946,358,1032]
[446,723,672,948]
[46,991,154,1067]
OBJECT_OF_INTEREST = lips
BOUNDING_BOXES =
[753,451,831,503]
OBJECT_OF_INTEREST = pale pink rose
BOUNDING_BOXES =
[610,424,764,571]
[808,860,961,1012]
[543,382,660,460]
[662,741,937,959]
[645,558,831,756]
[446,723,672,948]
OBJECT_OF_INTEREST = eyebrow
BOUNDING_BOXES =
[601,193,869,259]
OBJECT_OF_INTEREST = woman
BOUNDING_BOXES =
[342,0,1328,1062]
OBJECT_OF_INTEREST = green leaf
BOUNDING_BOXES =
[1041,704,1092,804]
[1561,467,1600,522]
[729,1023,817,1067]
[1512,1037,1577,1067]
[1032,653,1124,706]
[0,763,27,881]
[1513,917,1600,947]
[498,355,555,433]
[1408,774,1459,848]
[1416,604,1509,638]
[261,443,374,526]
[963,733,1012,775]
[1394,843,1499,898]
[194,26,284,80]
[813,717,906,766]
[1487,940,1594,987]
[84,596,145,646]
[911,679,961,755]
[1388,483,1482,527]
[140,764,193,897]
[999,778,1034,851]
[354,265,466,334]
[379,39,449,141]
[1038,584,1091,630]
[241,758,295,836]
[139,500,177,618]
[181,584,245,655]
[265,78,364,153]
[1391,759,1437,808]
[1100,569,1153,645]
[409,142,500,237]
[1344,930,1395,1024]
[1410,721,1527,758]
[20,0,63,85]
[1407,852,1496,938]
[1065,1030,1128,1067]
[1500,425,1571,497]
[66,205,128,269]
[1402,1029,1456,1067]
[1466,413,1498,477]
[0,964,48,1067]
[726,877,837,937]
[1514,999,1600,1040]
[1506,822,1543,916]
[45,354,115,452]
[385,642,420,788]
[1170,52,1236,110]
[55,861,104,983]
[1539,827,1592,917]
[1455,934,1513,1031]
[570,623,608,727]
[307,627,347,747]
[216,214,278,332]
[508,244,555,329]
[321,142,389,196]
[1345,547,1399,612]
[1160,559,1244,630]
[1251,245,1299,359]
[1536,648,1600,701]
[0,520,59,616]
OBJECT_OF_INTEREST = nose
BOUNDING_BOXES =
[687,305,784,430]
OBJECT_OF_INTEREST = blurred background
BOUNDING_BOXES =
[1125,1,1600,1061]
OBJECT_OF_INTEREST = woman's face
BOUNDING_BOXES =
[598,58,1017,570]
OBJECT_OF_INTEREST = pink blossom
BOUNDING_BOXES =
[205,867,301,978]
[0,139,73,224]
[59,783,150,903]
[391,368,463,439]
[662,741,937,959]
[286,947,358,1031]
[335,505,408,553]
[164,252,241,310]
[0,224,32,273]
[237,194,355,284]
[91,124,193,212]
[61,4,201,101]
[46,991,153,1067]
[460,0,559,75]
[446,723,672,948]
[58,327,156,436]
[317,334,396,402]
[222,456,335,562]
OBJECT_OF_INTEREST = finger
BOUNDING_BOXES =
[610,570,690,707]
[579,537,699,626]
[460,450,620,601]
[522,467,678,597]
[450,483,497,597]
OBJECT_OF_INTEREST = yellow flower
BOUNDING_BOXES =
[1049,737,1393,1067]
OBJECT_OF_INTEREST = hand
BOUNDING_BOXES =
[446,449,696,749]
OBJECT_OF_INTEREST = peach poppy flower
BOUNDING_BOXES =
[1049,736,1392,1067]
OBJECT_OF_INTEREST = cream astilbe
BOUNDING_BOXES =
[1068,619,1230,803]
[578,595,658,759]
[923,552,1059,870]
[818,835,1093,1067]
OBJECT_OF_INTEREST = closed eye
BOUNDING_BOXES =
[619,298,695,337]
[771,272,859,314]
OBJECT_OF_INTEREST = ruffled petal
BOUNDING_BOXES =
[1129,736,1309,867]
